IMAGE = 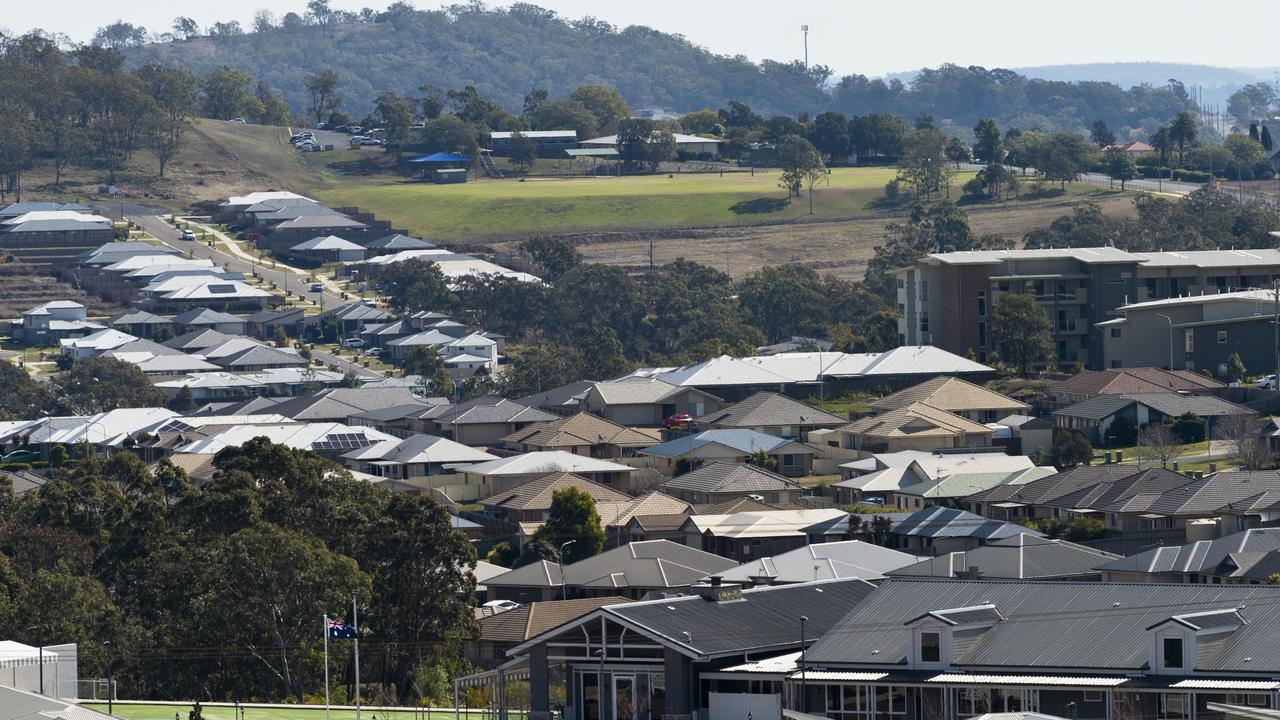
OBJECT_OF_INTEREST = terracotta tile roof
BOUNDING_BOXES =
[500,412,661,449]
[595,491,691,527]
[871,376,1029,414]
[841,402,993,438]
[479,472,631,511]
[1052,368,1223,397]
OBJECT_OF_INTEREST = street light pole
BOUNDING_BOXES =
[104,640,114,714]
[1156,313,1175,370]
[799,616,808,713]
[558,540,576,601]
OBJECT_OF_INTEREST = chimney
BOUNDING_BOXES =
[696,576,743,602]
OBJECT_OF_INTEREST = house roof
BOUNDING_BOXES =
[480,472,631,512]
[463,451,635,477]
[0,681,118,720]
[590,377,720,405]
[683,508,850,539]
[1138,471,1280,517]
[890,506,1044,540]
[478,597,630,643]
[518,380,596,412]
[717,540,917,584]
[655,355,793,388]
[1096,527,1280,580]
[841,402,994,439]
[696,392,845,429]
[500,413,659,449]
[486,539,737,590]
[1123,392,1256,418]
[110,310,171,326]
[268,387,432,422]
[364,234,437,250]
[291,235,366,252]
[432,396,559,426]
[871,376,1030,414]
[1040,468,1195,513]
[595,491,691,528]
[804,579,1280,673]
[660,462,800,495]
[216,344,308,369]
[694,497,787,515]
[895,466,1057,499]
[641,429,815,459]
[968,463,1147,505]
[343,433,499,465]
[1051,368,1223,397]
[888,534,1120,580]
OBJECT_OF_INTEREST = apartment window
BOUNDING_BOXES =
[977,290,987,317]
[897,278,905,289]
[920,632,941,663]
[1218,330,1228,344]
[1084,691,1104,703]
[920,312,930,333]
[978,322,987,348]
[1185,331,1195,353]
[1110,328,1121,338]
[1163,637,1184,669]
[1159,694,1188,720]
[875,686,907,720]
[898,304,906,316]
[920,280,929,302]
[957,689,991,718]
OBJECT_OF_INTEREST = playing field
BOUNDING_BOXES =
[84,703,507,720]
[313,167,918,241]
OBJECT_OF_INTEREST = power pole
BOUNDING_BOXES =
[1273,279,1279,381]
[801,25,809,69]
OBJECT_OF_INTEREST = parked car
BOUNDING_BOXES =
[355,138,382,146]
[482,600,519,610]
[1257,375,1277,390]
[348,136,370,145]
[364,347,383,357]
[348,126,363,134]
[180,230,196,240]
[230,117,247,124]
[664,412,694,430]
[309,283,324,293]
[334,125,350,133]
[315,122,329,130]
[226,224,246,233]
[340,337,366,349]
[295,142,320,152]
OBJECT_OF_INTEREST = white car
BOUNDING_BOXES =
[482,600,519,611]
[363,347,383,357]
[340,337,366,349]
[1256,375,1277,390]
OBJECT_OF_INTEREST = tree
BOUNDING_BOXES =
[1041,133,1094,188]
[304,69,341,126]
[1226,352,1248,383]
[810,111,850,162]
[201,66,254,120]
[1263,126,1274,153]
[945,137,972,165]
[569,84,630,129]
[374,91,415,149]
[92,21,149,48]
[507,131,537,171]
[0,362,47,419]
[1150,126,1173,168]
[533,487,604,563]
[530,100,598,139]
[49,444,68,468]
[897,128,953,199]
[1214,414,1273,471]
[419,115,479,157]
[646,128,677,170]
[616,118,656,171]
[1005,130,1047,176]
[253,9,277,32]
[775,134,826,213]
[518,236,581,281]
[169,386,197,413]
[401,346,452,396]
[1104,147,1138,190]
[737,265,828,342]
[515,538,559,567]
[993,293,1052,376]
[1170,413,1207,444]
[1062,516,1106,542]
[51,357,166,415]
[1046,429,1093,469]
[972,118,1003,164]
[1090,120,1116,147]
[172,17,201,40]
[1168,111,1199,164]
[138,64,197,177]
[1228,82,1276,123]
[446,85,501,124]
[370,258,454,314]
[1138,423,1179,468]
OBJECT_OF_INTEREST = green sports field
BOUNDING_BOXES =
[84,704,509,720]
[313,166,930,241]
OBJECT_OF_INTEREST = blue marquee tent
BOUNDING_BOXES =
[407,152,471,163]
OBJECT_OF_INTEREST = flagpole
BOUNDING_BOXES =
[323,614,331,720]
[353,591,361,720]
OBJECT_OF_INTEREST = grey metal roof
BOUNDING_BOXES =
[717,540,917,584]
[696,392,845,429]
[968,464,1140,505]
[1141,471,1280,516]
[487,540,735,590]
[605,577,877,658]
[172,307,245,325]
[888,535,1120,580]
[0,683,116,720]
[890,506,1044,540]
[365,234,436,250]
[660,462,800,495]
[805,579,1280,673]
[216,345,308,368]
[1121,393,1256,418]
[518,380,596,411]
[1041,468,1193,513]
[269,387,429,421]
[1052,394,1135,421]
[1096,527,1280,579]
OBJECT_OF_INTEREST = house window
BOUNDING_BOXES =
[977,291,987,317]
[920,632,941,663]
[875,686,907,720]
[958,689,991,718]
[1084,691,1104,703]
[1159,694,1188,720]
[920,281,929,302]
[920,313,930,333]
[1217,330,1228,344]
[1185,331,1195,353]
[897,278,905,289]
[1163,637,1184,669]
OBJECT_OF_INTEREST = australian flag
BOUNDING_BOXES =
[328,618,358,639]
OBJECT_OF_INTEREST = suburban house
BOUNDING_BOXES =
[465,596,627,669]
[694,392,846,438]
[109,309,174,339]
[583,378,725,427]
[887,466,1058,512]
[288,235,367,263]
[479,472,632,523]
[888,505,1042,554]
[581,132,722,157]
[681,508,850,562]
[886,534,1119,580]
[499,413,661,458]
[1052,393,1255,445]
[340,433,499,482]
[965,464,1186,525]
[834,450,1036,504]
[894,246,1280,368]
[869,376,1030,423]
[482,539,737,602]
[659,462,803,506]
[461,451,637,500]
[594,491,692,548]
[10,301,103,346]
[1047,368,1224,410]
[715,539,917,586]
[422,397,559,446]
[837,403,996,454]
[640,429,818,477]
[1096,527,1280,583]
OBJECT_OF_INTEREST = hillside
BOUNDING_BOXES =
[123,4,1197,133]
[1011,62,1277,107]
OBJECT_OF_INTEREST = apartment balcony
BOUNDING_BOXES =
[1034,290,1088,305]
[1055,319,1088,335]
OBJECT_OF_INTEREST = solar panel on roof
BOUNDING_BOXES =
[208,284,235,294]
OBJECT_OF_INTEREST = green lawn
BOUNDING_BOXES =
[314,167,913,241]
[85,704,503,720]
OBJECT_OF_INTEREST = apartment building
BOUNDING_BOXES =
[895,248,1280,369]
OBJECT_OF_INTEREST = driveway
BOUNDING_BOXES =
[311,348,384,379]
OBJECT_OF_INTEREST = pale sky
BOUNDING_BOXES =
[7,0,1278,77]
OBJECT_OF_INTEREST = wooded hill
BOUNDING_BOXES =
[124,3,1198,136]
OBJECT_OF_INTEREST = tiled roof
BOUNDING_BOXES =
[500,412,660,449]
[1052,368,1223,397]
[890,506,1043,540]
[696,392,845,429]
[480,472,631,511]
[595,491,691,528]
[841,402,992,438]
[478,597,631,643]
[661,462,800,495]
[967,464,1140,505]
[640,429,813,459]
[871,376,1029,414]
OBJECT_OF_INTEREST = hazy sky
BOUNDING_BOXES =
[7,0,1278,77]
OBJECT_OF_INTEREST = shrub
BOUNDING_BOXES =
[1170,413,1206,444]
[1062,516,1106,542]
[1172,169,1212,183]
